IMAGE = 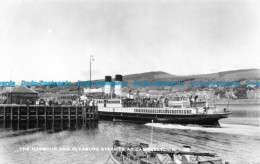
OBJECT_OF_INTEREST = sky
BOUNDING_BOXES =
[0,0,260,82]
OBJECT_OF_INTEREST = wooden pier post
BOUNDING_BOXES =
[94,106,96,120]
[17,120,20,130]
[27,106,30,122]
[3,106,6,122]
[68,106,71,124]
[93,106,95,120]
[44,105,47,125]
[83,106,86,123]
[94,106,97,120]
[52,107,55,121]
[92,106,94,120]
[18,106,20,122]
[91,106,93,120]
[89,107,91,121]
[95,106,97,119]
[11,106,13,122]
[76,106,78,123]
[96,106,99,119]
[36,106,39,125]
[61,106,63,122]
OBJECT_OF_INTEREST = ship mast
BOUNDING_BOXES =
[90,55,94,88]
[90,55,92,84]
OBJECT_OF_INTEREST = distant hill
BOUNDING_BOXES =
[42,69,260,93]
[121,69,260,82]
[123,71,176,81]
[118,69,260,91]
[186,69,260,80]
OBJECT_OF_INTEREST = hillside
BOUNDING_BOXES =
[40,69,260,93]
[121,68,260,82]
[119,69,260,91]
[123,71,175,81]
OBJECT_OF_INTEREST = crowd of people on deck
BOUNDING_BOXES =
[0,94,203,108]
[9,97,168,108]
[122,98,169,108]
[12,98,98,107]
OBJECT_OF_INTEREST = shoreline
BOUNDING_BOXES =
[212,99,260,105]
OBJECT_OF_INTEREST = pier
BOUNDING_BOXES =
[0,105,99,123]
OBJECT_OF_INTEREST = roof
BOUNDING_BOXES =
[9,85,38,94]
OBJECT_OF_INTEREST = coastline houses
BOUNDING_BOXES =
[247,89,260,99]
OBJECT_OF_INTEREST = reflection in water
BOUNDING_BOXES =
[0,120,98,133]
[0,105,259,164]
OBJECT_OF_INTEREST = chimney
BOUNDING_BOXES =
[104,76,112,94]
[115,74,123,96]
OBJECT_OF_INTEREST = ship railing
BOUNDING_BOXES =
[122,103,163,108]
[206,106,231,114]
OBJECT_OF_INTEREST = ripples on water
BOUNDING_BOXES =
[0,104,259,164]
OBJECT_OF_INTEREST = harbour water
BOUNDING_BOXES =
[0,104,259,164]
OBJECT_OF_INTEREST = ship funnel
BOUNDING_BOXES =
[115,74,123,96]
[104,76,112,94]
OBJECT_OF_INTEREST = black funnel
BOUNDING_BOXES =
[115,75,123,81]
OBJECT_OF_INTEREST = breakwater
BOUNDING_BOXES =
[0,105,99,123]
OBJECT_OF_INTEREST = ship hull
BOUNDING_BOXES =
[98,111,230,126]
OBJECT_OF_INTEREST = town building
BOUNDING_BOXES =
[247,89,260,99]
[1,85,38,104]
